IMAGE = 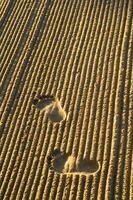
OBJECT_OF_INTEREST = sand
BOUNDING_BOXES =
[0,0,133,199]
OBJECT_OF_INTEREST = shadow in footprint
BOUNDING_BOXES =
[32,95,55,110]
[32,95,66,122]
[77,159,100,174]
[48,150,100,175]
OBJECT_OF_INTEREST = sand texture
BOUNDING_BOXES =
[0,0,133,199]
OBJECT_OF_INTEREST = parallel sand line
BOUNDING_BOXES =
[114,4,133,199]
[0,1,46,95]
[0,0,127,198]
[0,2,39,107]
[43,0,100,198]
[0,0,54,98]
[0,0,51,134]
[125,22,133,200]
[50,0,131,196]
[1,0,43,126]
[34,0,89,198]
[30,0,84,197]
[48,173,61,200]
[1,0,28,72]
[61,176,73,200]
[105,1,131,199]
[82,0,118,162]
[0,0,65,140]
[16,3,75,199]
[31,0,88,197]
[124,60,133,200]
[89,1,120,199]
[2,0,81,198]
[56,0,98,166]
[0,0,37,88]
[49,0,97,198]
[0,0,39,169]
[69,176,79,200]
[83,176,93,200]
[59,0,100,155]
[55,0,131,199]
[83,0,110,159]
[97,0,126,199]
[68,1,109,198]
[62,3,106,187]
[76,176,86,200]
[0,1,56,197]
[0,0,7,14]
[88,0,116,160]
[72,0,111,159]
[1,0,28,58]
[98,0,129,198]
[67,0,117,198]
[0,0,16,32]
[43,0,98,196]
[0,0,132,199]
[0,0,9,21]
[42,0,92,198]
[16,0,79,198]
[0,0,51,170]
[51,0,106,198]
[43,0,107,197]
[0,1,54,197]
[65,0,105,156]
[1,0,24,75]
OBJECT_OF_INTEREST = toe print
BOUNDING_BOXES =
[32,95,55,111]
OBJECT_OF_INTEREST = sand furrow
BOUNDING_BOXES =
[1,0,132,199]
[0,1,38,94]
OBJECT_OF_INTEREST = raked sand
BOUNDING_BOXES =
[0,0,133,199]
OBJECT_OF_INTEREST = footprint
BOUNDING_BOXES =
[33,95,66,122]
[48,150,100,175]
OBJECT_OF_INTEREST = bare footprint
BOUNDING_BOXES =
[48,150,100,175]
[32,95,66,122]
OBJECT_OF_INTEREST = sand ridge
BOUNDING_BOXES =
[0,0,132,199]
